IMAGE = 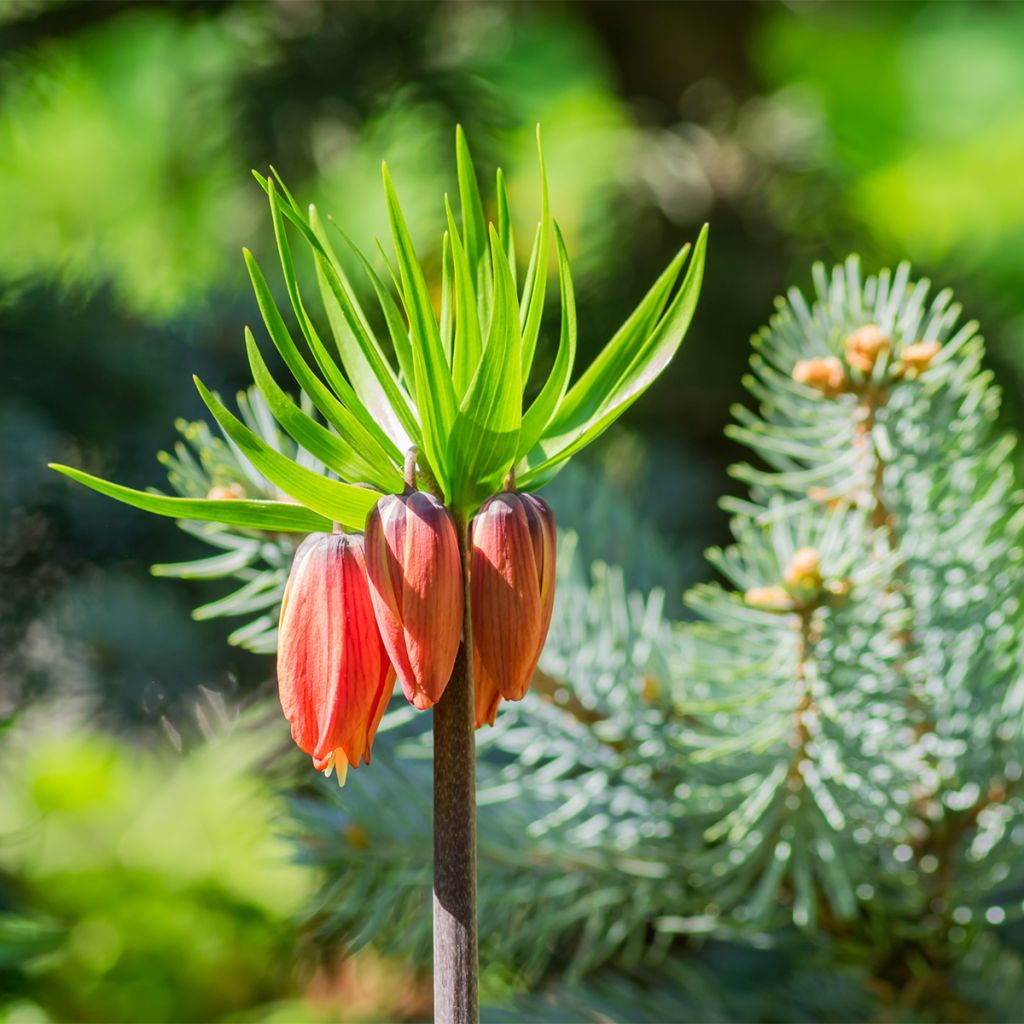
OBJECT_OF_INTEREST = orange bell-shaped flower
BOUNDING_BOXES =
[277,532,395,784]
[471,491,556,708]
[364,490,464,710]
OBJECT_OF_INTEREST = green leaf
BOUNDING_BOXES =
[455,124,492,325]
[194,377,382,531]
[243,249,401,475]
[306,205,421,449]
[446,225,522,510]
[519,225,707,487]
[445,196,484,400]
[439,230,454,363]
[519,223,577,456]
[382,162,457,495]
[263,184,404,463]
[245,328,402,492]
[50,464,331,533]
[520,125,551,382]
[496,167,516,290]
[331,225,418,397]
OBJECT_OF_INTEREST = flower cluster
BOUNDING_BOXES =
[49,127,705,785]
[277,470,556,782]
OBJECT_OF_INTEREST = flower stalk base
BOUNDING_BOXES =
[432,511,478,1024]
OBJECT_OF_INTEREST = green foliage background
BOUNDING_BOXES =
[3,2,1024,1022]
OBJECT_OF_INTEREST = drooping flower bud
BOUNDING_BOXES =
[793,356,846,397]
[898,340,941,375]
[277,532,395,784]
[845,324,890,374]
[471,491,556,704]
[364,491,463,710]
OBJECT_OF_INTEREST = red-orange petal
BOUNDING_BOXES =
[277,532,394,775]
[364,491,463,709]
[471,491,557,702]
[473,650,503,729]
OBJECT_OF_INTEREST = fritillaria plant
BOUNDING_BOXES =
[51,127,706,1023]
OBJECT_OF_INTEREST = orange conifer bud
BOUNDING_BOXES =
[845,324,890,374]
[744,585,794,612]
[784,546,823,592]
[898,340,941,374]
[277,533,395,784]
[206,483,245,500]
[793,356,846,396]
[471,491,556,705]
[364,491,463,710]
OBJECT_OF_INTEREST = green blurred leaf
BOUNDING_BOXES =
[49,465,330,533]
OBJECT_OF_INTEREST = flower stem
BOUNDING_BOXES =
[432,510,478,1024]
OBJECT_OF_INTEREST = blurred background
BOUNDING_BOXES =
[2,1,1024,1021]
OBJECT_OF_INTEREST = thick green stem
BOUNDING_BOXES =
[432,510,478,1024]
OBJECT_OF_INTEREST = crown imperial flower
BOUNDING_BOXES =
[277,532,395,784]
[471,491,557,707]
[365,489,464,709]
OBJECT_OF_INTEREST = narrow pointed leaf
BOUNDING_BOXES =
[245,329,402,491]
[455,124,491,322]
[496,167,516,290]
[382,162,456,494]
[50,465,331,533]
[331,226,418,396]
[440,230,454,363]
[194,377,381,530]
[447,226,522,510]
[264,185,404,461]
[243,249,401,474]
[306,205,421,448]
[256,171,416,453]
[519,225,707,487]
[446,196,484,400]
[519,223,577,456]
[520,125,551,382]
